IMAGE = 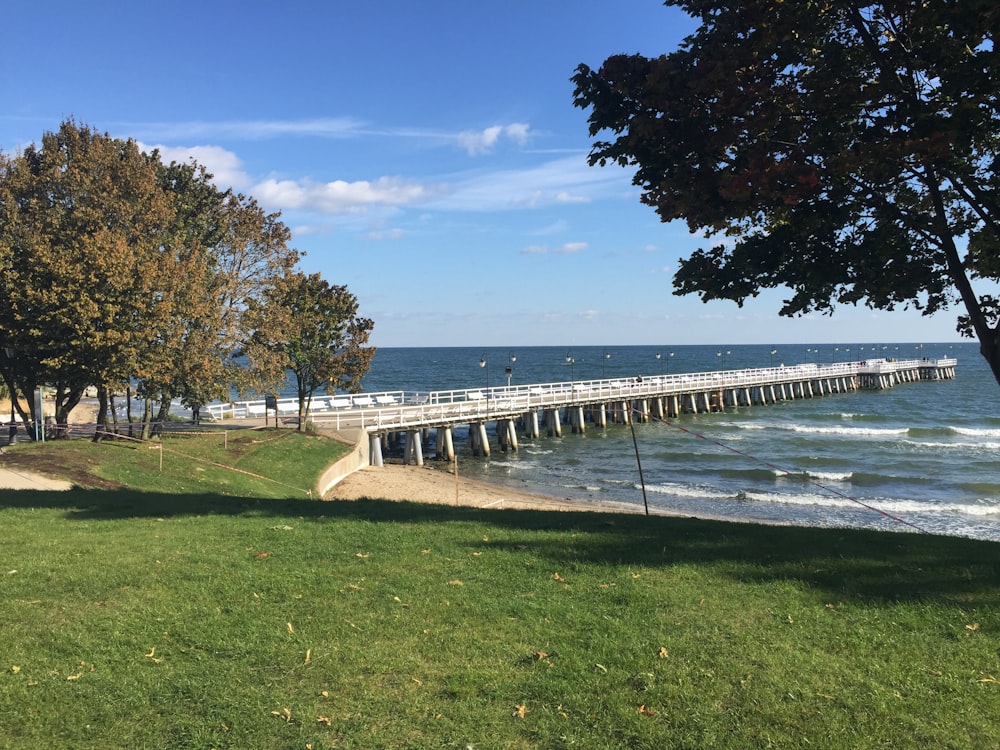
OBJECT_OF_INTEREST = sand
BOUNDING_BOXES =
[323,461,658,516]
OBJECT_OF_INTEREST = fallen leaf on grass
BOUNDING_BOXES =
[66,662,93,681]
[657,647,669,659]
[978,675,1000,684]
[316,716,331,725]
[287,622,295,634]
[533,651,549,661]
[145,647,163,664]
[355,552,369,559]
[512,704,528,718]
[965,623,980,631]
[252,551,270,559]
[552,572,566,582]
[595,663,608,673]
[304,649,311,664]
[271,707,292,722]
[10,666,20,674]
[447,580,464,586]
[638,704,655,716]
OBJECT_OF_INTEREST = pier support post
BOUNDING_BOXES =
[545,409,562,437]
[506,419,519,451]
[370,433,384,467]
[651,397,664,419]
[436,426,455,460]
[523,410,540,438]
[404,430,424,466]
[470,422,490,457]
[571,406,586,434]
[635,399,649,422]
[619,401,632,423]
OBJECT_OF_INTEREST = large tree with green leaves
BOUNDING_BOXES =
[243,271,374,431]
[0,120,174,433]
[0,120,301,438]
[572,1,1000,382]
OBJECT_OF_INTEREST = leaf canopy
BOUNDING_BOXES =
[573,1,1000,379]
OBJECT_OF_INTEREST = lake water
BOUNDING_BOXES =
[314,342,1000,541]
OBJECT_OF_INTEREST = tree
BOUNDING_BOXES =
[243,272,375,431]
[0,120,302,439]
[0,120,174,435]
[136,161,299,431]
[572,1,1000,382]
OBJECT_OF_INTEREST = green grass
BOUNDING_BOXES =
[0,435,998,748]
[15,428,352,498]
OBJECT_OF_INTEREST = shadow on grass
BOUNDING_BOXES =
[3,486,998,606]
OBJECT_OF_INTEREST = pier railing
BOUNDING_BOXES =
[204,357,957,432]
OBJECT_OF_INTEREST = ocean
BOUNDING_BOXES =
[320,342,1000,541]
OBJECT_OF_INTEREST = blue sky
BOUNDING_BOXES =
[3,0,966,348]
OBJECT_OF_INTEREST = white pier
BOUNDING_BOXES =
[206,357,957,466]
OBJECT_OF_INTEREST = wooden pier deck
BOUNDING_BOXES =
[207,357,957,466]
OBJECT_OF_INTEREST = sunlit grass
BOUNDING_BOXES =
[0,435,997,748]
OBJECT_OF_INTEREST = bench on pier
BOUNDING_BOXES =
[376,395,399,406]
[330,397,352,409]
[246,403,266,418]
[352,395,375,408]
[466,390,485,400]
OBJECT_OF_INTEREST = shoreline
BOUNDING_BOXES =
[323,460,759,525]
[323,461,655,514]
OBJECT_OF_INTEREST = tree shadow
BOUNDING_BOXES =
[2,486,997,607]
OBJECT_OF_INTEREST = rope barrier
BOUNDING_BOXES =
[630,406,930,534]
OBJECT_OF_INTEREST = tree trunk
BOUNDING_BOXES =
[93,385,109,442]
[980,331,1000,388]
[154,398,172,437]
[140,398,154,440]
[52,385,84,439]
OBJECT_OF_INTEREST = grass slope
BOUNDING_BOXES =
[0,432,997,749]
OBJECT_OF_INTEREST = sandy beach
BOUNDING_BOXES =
[324,460,661,516]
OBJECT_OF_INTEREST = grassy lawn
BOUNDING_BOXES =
[0,432,998,748]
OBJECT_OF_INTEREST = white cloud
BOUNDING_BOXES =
[253,176,442,214]
[521,242,587,255]
[139,143,252,189]
[456,123,532,155]
[133,117,365,142]
[436,154,630,212]
[367,228,405,241]
[138,132,632,219]
[291,223,335,237]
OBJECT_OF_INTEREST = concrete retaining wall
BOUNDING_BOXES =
[316,429,369,497]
